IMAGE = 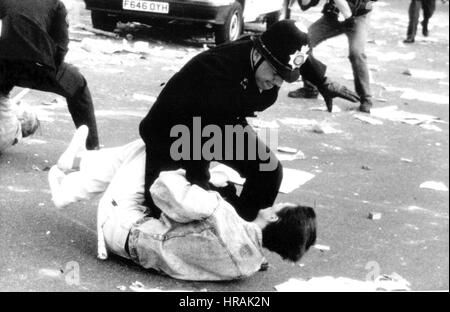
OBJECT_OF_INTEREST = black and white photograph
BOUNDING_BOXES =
[0,0,448,296]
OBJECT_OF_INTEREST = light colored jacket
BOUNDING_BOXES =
[0,96,21,153]
[127,169,268,281]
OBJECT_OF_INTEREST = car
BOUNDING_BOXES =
[83,0,291,44]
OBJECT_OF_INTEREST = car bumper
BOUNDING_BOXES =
[84,0,233,25]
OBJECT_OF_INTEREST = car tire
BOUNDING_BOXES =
[91,11,118,32]
[214,2,244,45]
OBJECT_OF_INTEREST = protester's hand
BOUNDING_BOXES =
[318,80,360,112]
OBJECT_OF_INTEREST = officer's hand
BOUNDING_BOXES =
[318,80,360,112]
[340,16,356,29]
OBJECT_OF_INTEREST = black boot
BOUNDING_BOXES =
[359,98,373,114]
[421,20,429,37]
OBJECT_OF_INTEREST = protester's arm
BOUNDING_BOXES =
[334,0,353,19]
[49,1,69,67]
[150,169,221,223]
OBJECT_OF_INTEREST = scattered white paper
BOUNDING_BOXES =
[400,89,449,105]
[275,274,411,292]
[311,123,342,134]
[129,281,191,292]
[309,106,342,113]
[277,146,297,154]
[403,69,447,80]
[132,93,157,103]
[278,118,317,127]
[354,114,384,125]
[210,164,315,194]
[420,124,442,132]
[313,244,330,252]
[251,119,280,129]
[276,151,306,161]
[420,181,449,192]
[369,51,416,62]
[371,106,442,125]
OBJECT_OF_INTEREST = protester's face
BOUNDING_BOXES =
[258,202,297,222]
[255,61,284,90]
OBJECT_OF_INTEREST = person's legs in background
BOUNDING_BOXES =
[288,15,344,99]
[421,0,436,36]
[405,0,422,43]
[346,14,373,113]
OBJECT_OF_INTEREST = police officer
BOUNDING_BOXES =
[288,0,376,114]
[0,0,99,150]
[140,20,359,221]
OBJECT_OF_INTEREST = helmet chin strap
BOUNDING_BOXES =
[251,48,265,75]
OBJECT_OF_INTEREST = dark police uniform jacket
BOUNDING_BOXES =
[140,37,327,158]
[0,0,69,71]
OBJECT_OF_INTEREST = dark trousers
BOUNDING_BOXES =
[302,13,372,103]
[140,125,283,221]
[0,61,99,150]
[406,0,436,39]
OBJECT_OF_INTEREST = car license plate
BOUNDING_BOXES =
[123,0,169,14]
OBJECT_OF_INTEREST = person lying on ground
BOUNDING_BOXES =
[48,126,317,281]
[0,94,39,154]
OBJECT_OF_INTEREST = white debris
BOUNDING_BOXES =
[354,114,384,125]
[419,181,449,192]
[275,274,411,292]
[129,281,191,292]
[278,118,317,127]
[276,151,307,161]
[117,285,127,291]
[369,51,416,62]
[401,158,413,163]
[132,93,157,103]
[251,119,280,129]
[371,106,443,125]
[309,106,342,113]
[368,212,382,220]
[400,89,449,105]
[277,147,297,154]
[311,123,342,134]
[39,269,63,279]
[313,244,330,252]
[210,164,315,194]
[420,124,442,132]
[403,69,447,80]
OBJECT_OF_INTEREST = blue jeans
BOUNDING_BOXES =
[303,13,372,103]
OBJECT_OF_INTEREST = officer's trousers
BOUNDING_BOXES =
[0,61,99,150]
[140,124,283,222]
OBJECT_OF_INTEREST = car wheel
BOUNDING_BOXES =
[91,11,118,32]
[214,2,243,45]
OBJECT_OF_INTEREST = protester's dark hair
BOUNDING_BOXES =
[262,205,317,262]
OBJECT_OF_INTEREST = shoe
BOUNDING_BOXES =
[57,125,89,171]
[359,99,373,114]
[421,21,429,37]
[48,165,69,209]
[288,87,319,99]
[403,37,415,43]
